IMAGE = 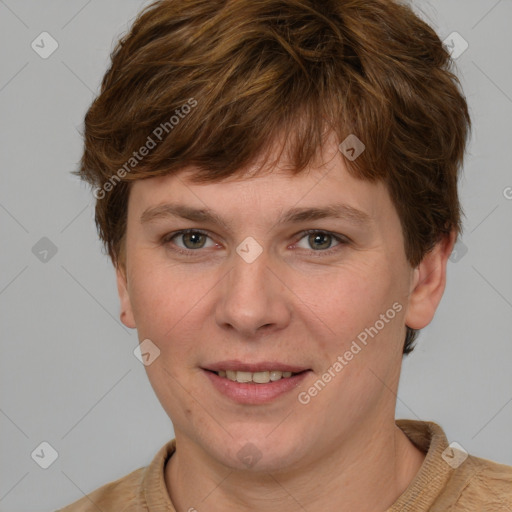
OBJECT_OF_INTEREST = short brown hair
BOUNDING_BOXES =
[74,0,471,354]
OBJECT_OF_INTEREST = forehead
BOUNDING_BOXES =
[130,174,389,229]
[129,158,391,229]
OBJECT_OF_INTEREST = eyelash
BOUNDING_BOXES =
[160,229,350,257]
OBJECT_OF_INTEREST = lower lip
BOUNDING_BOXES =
[203,370,310,404]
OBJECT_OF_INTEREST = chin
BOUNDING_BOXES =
[207,428,308,473]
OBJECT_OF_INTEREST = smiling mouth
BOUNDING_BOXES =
[206,369,306,384]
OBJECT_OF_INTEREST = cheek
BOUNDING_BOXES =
[296,263,400,348]
[127,262,184,339]
[129,276,167,331]
[128,265,209,417]
[295,270,406,422]
[127,262,217,356]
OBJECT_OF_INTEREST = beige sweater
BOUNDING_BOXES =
[57,420,512,511]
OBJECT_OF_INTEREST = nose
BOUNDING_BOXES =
[215,246,292,338]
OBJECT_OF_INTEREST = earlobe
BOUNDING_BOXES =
[116,266,137,329]
[405,230,456,330]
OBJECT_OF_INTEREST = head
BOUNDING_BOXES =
[75,0,470,471]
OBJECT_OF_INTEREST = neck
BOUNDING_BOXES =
[165,419,426,512]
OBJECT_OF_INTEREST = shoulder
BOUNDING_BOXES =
[441,454,512,510]
[56,466,146,512]
[392,419,512,511]
[55,439,176,512]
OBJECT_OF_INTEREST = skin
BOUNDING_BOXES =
[116,135,455,511]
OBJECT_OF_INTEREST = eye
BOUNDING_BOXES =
[162,229,217,253]
[294,230,348,253]
[161,228,349,257]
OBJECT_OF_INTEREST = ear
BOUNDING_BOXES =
[405,230,456,330]
[116,265,136,329]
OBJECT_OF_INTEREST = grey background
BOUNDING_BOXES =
[1,1,511,511]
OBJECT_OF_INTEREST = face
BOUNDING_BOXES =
[117,137,449,472]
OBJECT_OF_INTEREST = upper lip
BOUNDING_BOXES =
[204,360,310,373]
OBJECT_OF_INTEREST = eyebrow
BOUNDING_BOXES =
[140,202,372,228]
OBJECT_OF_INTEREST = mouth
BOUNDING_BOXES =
[202,361,311,404]
[206,369,305,384]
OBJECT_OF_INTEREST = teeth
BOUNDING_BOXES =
[218,369,297,383]
[235,371,252,383]
[253,371,270,383]
[270,370,283,381]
